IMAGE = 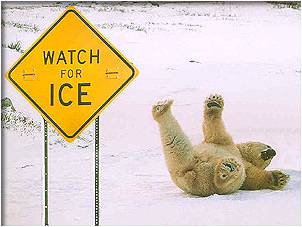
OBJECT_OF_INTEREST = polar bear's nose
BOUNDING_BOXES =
[223,163,235,172]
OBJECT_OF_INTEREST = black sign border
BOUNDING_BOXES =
[8,9,135,139]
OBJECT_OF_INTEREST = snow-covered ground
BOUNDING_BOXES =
[1,2,300,225]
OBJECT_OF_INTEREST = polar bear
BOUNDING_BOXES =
[152,94,289,196]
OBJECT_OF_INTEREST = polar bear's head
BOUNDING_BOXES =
[213,157,246,195]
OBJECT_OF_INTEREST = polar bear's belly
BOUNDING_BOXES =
[193,143,241,158]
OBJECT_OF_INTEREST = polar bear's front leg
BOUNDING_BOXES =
[152,99,194,171]
[237,142,276,169]
[202,94,234,145]
[241,162,289,190]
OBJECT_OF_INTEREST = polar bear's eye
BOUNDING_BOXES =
[156,106,161,112]
[221,174,227,179]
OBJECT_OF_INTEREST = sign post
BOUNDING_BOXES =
[44,119,49,226]
[95,116,100,226]
[6,6,138,225]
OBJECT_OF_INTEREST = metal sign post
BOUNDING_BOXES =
[43,117,100,226]
[95,116,100,226]
[44,119,49,225]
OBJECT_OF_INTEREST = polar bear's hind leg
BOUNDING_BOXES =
[152,98,194,171]
[202,94,234,145]
[152,99,174,119]
[205,94,224,109]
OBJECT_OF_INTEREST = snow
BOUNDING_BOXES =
[1,2,300,225]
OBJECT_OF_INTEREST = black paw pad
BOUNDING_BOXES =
[261,148,276,161]
[207,101,222,109]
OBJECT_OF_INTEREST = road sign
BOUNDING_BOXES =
[6,6,139,142]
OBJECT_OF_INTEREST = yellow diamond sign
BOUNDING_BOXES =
[6,6,139,142]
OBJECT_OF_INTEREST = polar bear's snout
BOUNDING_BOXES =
[223,162,236,172]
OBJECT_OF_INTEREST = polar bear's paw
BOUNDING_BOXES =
[205,94,224,111]
[152,98,174,120]
[260,146,276,161]
[269,170,289,190]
